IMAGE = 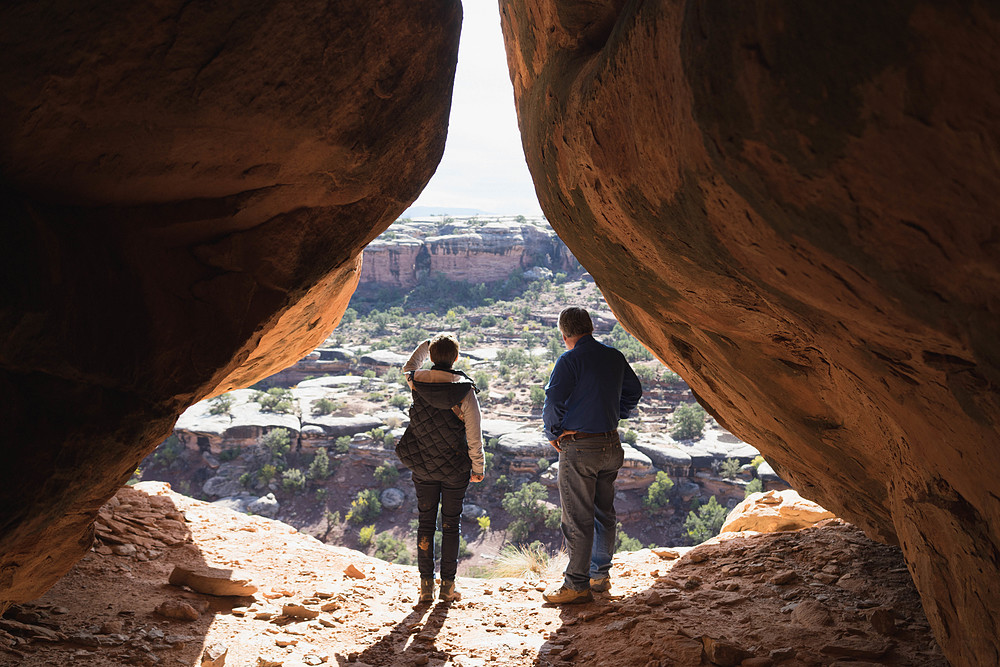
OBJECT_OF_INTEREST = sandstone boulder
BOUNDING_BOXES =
[722,490,836,534]
[0,0,460,608]
[248,494,280,519]
[501,2,1000,662]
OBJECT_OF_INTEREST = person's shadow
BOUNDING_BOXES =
[356,597,456,665]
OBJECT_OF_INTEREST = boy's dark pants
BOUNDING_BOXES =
[413,477,469,581]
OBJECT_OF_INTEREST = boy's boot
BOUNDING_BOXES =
[419,578,435,603]
[439,580,461,602]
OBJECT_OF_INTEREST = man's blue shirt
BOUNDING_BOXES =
[542,334,642,441]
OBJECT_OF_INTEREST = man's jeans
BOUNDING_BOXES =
[557,434,624,590]
[413,477,469,581]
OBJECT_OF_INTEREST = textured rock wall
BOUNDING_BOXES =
[500,1,1000,664]
[360,222,574,287]
[0,0,461,608]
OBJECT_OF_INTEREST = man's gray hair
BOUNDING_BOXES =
[558,307,594,338]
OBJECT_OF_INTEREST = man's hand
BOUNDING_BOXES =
[470,472,485,483]
[550,439,561,453]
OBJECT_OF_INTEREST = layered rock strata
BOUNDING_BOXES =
[0,0,461,609]
[501,2,1000,664]
[360,217,574,287]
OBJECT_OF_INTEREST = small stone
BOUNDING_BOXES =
[155,600,200,622]
[820,640,892,660]
[769,570,797,585]
[343,564,366,580]
[202,642,228,667]
[282,604,319,619]
[813,573,839,585]
[256,659,283,667]
[790,599,833,626]
[303,654,326,666]
[320,602,339,612]
[413,655,429,666]
[112,544,138,557]
[100,620,124,634]
[50,606,70,615]
[652,548,680,560]
[169,566,258,596]
[869,608,897,635]
[687,551,708,564]
[275,638,298,647]
[701,637,751,666]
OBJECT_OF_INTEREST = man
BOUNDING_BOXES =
[541,307,642,604]
[396,334,485,603]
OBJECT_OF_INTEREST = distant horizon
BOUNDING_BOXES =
[399,205,546,220]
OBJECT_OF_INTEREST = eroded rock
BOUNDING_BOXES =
[0,0,461,609]
[501,2,1000,663]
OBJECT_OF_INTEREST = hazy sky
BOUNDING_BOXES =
[406,3,544,217]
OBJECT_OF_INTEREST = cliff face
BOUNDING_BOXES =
[500,2,1000,665]
[360,218,574,287]
[0,0,461,609]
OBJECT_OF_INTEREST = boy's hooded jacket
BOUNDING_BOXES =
[396,369,477,483]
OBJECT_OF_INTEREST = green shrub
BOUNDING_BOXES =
[644,471,675,509]
[253,387,295,414]
[373,461,399,486]
[495,474,510,490]
[383,432,395,448]
[389,394,410,409]
[751,455,765,470]
[334,436,351,454]
[744,478,764,497]
[537,457,550,473]
[671,403,707,441]
[281,468,306,493]
[218,448,240,462]
[373,532,412,564]
[312,397,340,416]
[502,482,554,541]
[720,457,742,480]
[477,515,491,532]
[238,472,252,488]
[358,524,376,548]
[347,489,382,524]
[684,496,728,544]
[258,464,278,485]
[307,449,331,480]
[315,488,327,502]
[622,429,638,445]
[481,314,498,327]
[208,393,235,416]
[154,435,184,466]
[615,523,643,553]
[262,428,291,458]
[473,371,491,392]
[529,385,546,406]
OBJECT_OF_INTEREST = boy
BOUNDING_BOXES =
[396,334,485,602]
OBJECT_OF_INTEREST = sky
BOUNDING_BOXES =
[405,3,544,217]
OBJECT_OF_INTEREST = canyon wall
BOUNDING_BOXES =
[0,0,461,609]
[500,1,1000,665]
[360,219,574,287]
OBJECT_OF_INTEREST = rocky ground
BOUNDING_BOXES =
[1,482,944,667]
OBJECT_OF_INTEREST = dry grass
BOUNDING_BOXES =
[484,543,568,580]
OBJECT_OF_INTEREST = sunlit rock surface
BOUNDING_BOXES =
[0,0,461,609]
[501,2,1000,664]
[360,216,575,287]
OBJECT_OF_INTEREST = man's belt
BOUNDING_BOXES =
[560,430,618,442]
